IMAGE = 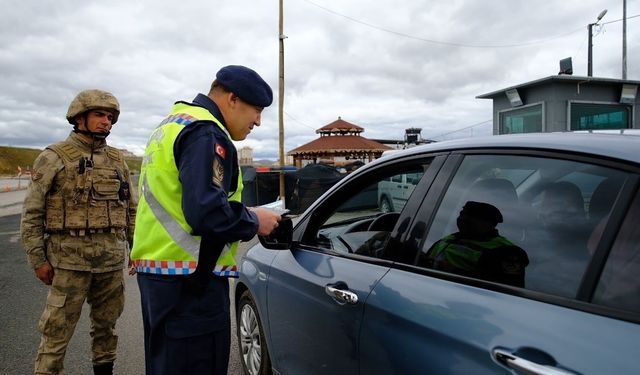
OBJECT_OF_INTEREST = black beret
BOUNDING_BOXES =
[216,65,273,108]
[460,201,503,224]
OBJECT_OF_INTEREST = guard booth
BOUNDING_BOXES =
[477,75,639,134]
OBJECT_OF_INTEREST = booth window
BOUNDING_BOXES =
[499,104,543,134]
[570,103,631,131]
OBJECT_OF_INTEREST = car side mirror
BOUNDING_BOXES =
[258,216,293,250]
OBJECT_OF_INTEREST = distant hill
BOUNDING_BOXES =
[0,146,142,176]
[0,146,42,176]
[253,159,279,166]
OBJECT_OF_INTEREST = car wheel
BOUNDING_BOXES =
[237,290,272,375]
[379,196,393,213]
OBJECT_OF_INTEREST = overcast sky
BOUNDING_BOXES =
[1,0,638,159]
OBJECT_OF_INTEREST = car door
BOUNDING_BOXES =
[266,248,389,374]
[359,151,640,374]
[265,156,439,374]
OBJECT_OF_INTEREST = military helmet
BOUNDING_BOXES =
[66,89,120,125]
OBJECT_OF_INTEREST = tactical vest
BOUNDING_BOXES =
[130,102,243,277]
[44,141,130,235]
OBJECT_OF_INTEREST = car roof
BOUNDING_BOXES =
[378,132,640,165]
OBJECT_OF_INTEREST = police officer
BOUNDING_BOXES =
[21,89,137,375]
[422,201,529,287]
[130,65,282,375]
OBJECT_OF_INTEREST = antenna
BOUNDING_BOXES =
[559,57,573,75]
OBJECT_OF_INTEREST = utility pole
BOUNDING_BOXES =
[623,0,627,79]
[278,0,286,205]
[587,9,607,77]
[588,23,593,76]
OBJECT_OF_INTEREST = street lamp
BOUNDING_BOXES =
[588,9,607,77]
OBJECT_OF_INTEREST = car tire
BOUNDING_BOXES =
[237,290,272,375]
[379,196,393,213]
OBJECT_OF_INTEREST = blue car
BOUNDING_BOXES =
[235,133,640,375]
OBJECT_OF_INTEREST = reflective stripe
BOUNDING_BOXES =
[132,259,239,276]
[133,259,196,275]
[157,113,197,127]
[213,264,239,277]
[213,245,237,277]
[133,258,238,276]
[142,176,200,258]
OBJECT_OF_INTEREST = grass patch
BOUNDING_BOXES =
[0,146,142,176]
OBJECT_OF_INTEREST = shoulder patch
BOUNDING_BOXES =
[106,146,122,162]
[30,150,61,181]
[31,172,44,181]
[47,142,83,163]
[215,144,226,159]
[212,158,224,187]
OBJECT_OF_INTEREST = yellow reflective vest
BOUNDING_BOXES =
[130,102,243,277]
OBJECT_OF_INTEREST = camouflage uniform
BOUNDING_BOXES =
[21,129,137,375]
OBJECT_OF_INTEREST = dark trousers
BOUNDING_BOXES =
[137,273,230,375]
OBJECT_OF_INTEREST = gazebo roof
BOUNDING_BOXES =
[316,117,364,134]
[288,135,391,155]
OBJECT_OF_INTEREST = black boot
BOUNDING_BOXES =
[93,362,114,375]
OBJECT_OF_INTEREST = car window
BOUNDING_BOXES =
[377,171,424,214]
[306,161,429,258]
[415,154,629,298]
[593,191,640,313]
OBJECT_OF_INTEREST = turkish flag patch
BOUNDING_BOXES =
[215,144,226,159]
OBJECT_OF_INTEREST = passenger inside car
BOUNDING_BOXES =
[419,201,529,287]
[526,181,591,297]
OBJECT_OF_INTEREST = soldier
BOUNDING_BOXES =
[20,89,137,375]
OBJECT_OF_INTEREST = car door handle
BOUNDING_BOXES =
[325,284,359,305]
[493,349,576,375]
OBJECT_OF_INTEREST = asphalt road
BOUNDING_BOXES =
[0,190,247,374]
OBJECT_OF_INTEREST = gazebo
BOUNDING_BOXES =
[288,117,391,168]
